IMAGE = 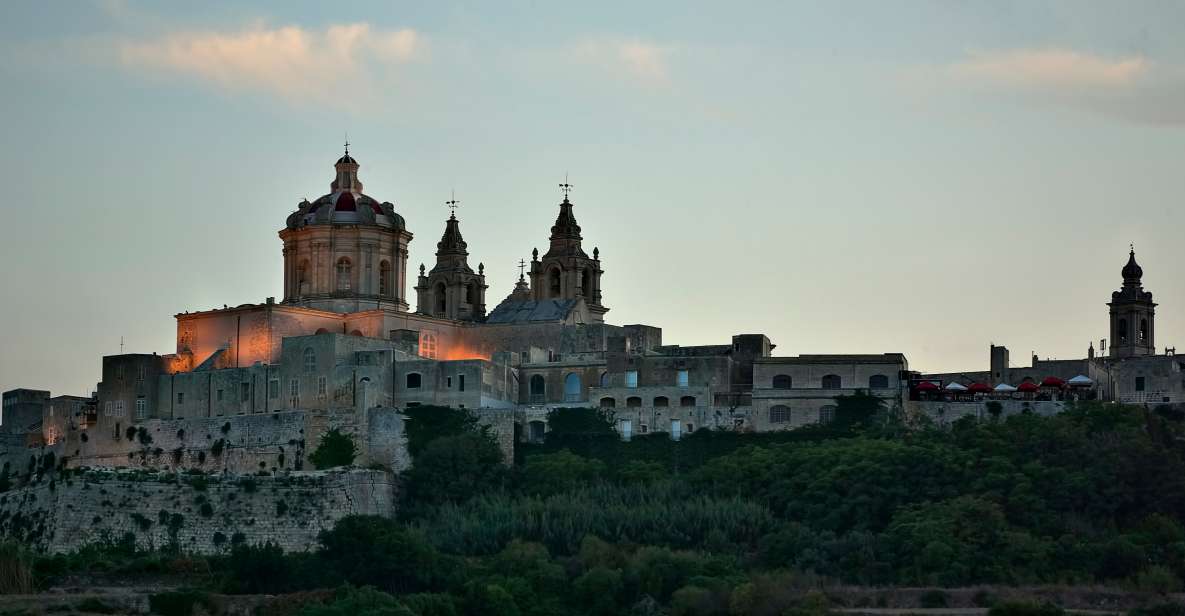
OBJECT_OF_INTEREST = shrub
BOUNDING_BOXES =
[310,429,358,469]
[74,598,118,614]
[920,590,949,609]
[0,541,35,594]
[137,427,153,446]
[210,439,225,456]
[1132,566,1183,595]
[125,426,137,441]
[987,601,1064,616]
[200,503,214,518]
[149,590,215,616]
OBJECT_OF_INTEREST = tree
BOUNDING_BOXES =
[310,429,357,469]
[403,431,505,506]
[519,450,606,496]
[831,391,886,431]
[317,516,453,593]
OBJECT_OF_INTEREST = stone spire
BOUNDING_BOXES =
[436,213,469,260]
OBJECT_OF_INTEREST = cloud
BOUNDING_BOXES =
[569,38,675,87]
[118,23,422,107]
[920,48,1185,126]
[950,49,1147,90]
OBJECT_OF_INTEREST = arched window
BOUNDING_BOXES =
[349,330,363,337]
[336,257,352,291]
[626,396,642,408]
[869,374,889,389]
[315,327,329,335]
[599,372,608,387]
[600,397,616,408]
[434,282,447,315]
[653,396,669,407]
[680,396,696,407]
[466,283,477,305]
[581,269,592,298]
[564,373,582,402]
[772,374,792,389]
[819,405,836,424]
[549,268,561,298]
[530,375,546,403]
[379,261,391,297]
[769,405,790,423]
[303,348,316,373]
[1140,318,1148,342]
[406,373,422,389]
[1118,318,1128,342]
[821,374,842,389]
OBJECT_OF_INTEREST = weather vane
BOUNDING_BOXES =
[344,132,350,155]
[517,258,527,279]
[446,189,460,217]
[559,172,573,199]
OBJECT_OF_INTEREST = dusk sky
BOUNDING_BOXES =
[2,1,1183,396]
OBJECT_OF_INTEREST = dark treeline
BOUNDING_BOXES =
[25,399,1185,616]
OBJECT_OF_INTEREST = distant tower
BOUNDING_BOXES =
[415,198,487,321]
[528,181,608,322]
[1109,247,1156,358]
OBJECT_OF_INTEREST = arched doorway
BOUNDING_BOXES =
[564,373,582,402]
[529,375,546,404]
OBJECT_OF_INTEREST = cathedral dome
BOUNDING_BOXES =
[284,149,406,230]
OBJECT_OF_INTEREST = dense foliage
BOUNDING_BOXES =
[309,429,359,470]
[27,402,1185,615]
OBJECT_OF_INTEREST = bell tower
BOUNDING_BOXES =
[415,196,487,321]
[1109,247,1156,358]
[528,181,608,322]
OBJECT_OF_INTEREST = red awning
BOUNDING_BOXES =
[1040,376,1066,388]
[1018,381,1039,392]
[967,382,992,393]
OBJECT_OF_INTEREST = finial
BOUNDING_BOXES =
[478,262,484,275]
[517,258,527,280]
[559,172,573,200]
[344,132,350,155]
[532,247,539,261]
[419,263,425,276]
[1130,242,1135,255]
[446,189,460,218]
[593,247,599,260]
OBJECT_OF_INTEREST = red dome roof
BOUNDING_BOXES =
[335,191,356,212]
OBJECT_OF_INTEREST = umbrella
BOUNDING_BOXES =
[1067,375,1094,387]
[968,383,992,393]
[915,381,939,391]
[1041,376,1066,388]
[944,382,968,391]
[993,383,1017,392]
[1018,381,1039,393]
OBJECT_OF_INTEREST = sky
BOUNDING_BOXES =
[1,1,1183,396]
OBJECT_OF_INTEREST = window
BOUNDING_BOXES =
[626,396,642,408]
[670,420,682,441]
[548,268,561,298]
[115,401,124,417]
[619,420,632,441]
[599,372,608,387]
[772,374,792,389]
[564,373,581,402]
[1140,318,1149,342]
[137,365,145,382]
[269,379,279,399]
[336,257,352,291]
[1135,376,1146,392]
[176,392,184,405]
[447,376,452,388]
[466,283,477,305]
[1118,318,1128,343]
[819,405,836,424]
[303,348,316,373]
[419,331,437,359]
[297,259,309,293]
[676,369,689,388]
[379,261,391,297]
[406,373,422,389]
[434,282,447,314]
[653,396,669,407]
[869,374,889,389]
[530,375,546,403]
[625,371,638,388]
[241,382,251,402]
[600,397,616,408]
[680,396,696,407]
[135,399,146,420]
[821,374,842,389]
[770,405,791,423]
[290,379,299,397]
[216,389,224,402]
[317,376,327,396]
[459,374,466,392]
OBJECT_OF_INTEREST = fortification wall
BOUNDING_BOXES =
[0,468,394,554]
[906,399,1067,424]
[63,412,312,474]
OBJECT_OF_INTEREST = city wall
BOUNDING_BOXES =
[0,468,395,554]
